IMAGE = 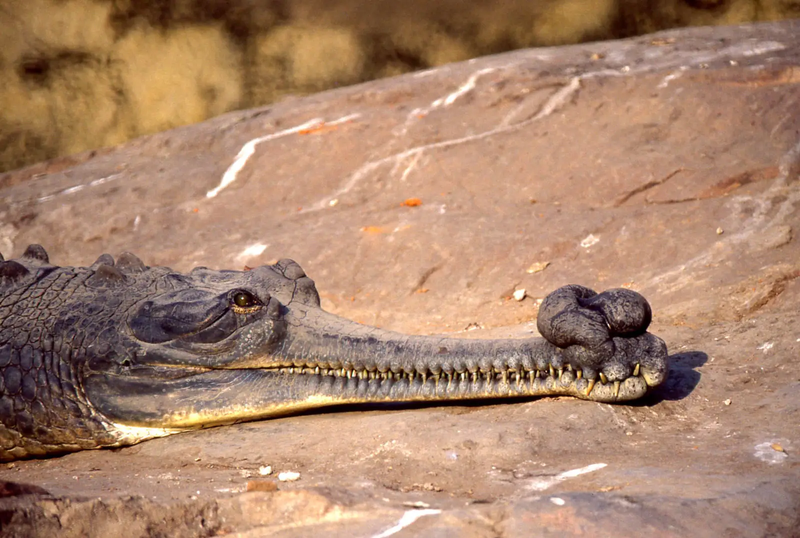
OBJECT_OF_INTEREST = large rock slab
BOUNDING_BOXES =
[1,20,799,537]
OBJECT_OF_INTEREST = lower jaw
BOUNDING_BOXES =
[98,368,649,431]
[273,370,649,404]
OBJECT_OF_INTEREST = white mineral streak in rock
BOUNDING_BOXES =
[372,509,442,538]
[277,471,300,481]
[36,173,124,204]
[754,441,789,464]
[580,234,600,248]
[208,113,360,198]
[757,342,774,353]
[303,72,577,214]
[526,462,607,491]
[433,67,496,107]
[657,68,687,88]
[237,243,267,261]
[258,466,272,476]
[740,41,786,56]
[526,261,550,274]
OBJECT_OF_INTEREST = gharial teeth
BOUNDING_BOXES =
[585,379,596,396]
[272,365,612,390]
[633,363,641,377]
[613,381,621,398]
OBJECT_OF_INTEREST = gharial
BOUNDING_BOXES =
[0,245,668,461]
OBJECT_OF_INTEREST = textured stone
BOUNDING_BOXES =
[0,20,799,537]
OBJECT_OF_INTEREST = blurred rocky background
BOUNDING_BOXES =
[1,0,799,173]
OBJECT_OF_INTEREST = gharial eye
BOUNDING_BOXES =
[232,290,260,310]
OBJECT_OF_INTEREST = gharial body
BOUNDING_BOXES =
[0,245,668,461]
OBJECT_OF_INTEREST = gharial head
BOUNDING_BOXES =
[97,257,322,370]
[1,244,322,365]
[0,245,668,460]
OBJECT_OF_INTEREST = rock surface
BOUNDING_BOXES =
[1,20,799,537]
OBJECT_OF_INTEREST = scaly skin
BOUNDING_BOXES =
[0,245,668,461]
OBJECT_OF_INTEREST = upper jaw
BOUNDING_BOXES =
[110,286,668,405]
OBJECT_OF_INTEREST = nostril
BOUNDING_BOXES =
[585,288,652,336]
